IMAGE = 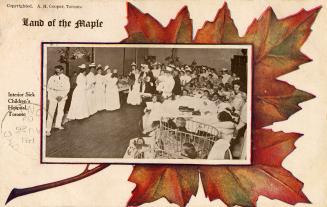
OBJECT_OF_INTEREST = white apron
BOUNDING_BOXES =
[86,72,97,115]
[95,74,106,111]
[105,77,120,111]
[67,73,89,120]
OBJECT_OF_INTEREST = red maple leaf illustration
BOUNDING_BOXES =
[124,2,321,207]
[5,3,321,207]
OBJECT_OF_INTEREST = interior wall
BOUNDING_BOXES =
[148,48,243,71]
[46,47,244,81]
[46,47,65,79]
[94,47,124,73]
[46,47,92,80]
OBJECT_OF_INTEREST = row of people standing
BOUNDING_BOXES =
[46,63,122,136]
[67,63,121,121]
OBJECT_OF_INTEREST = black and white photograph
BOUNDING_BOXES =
[42,44,252,164]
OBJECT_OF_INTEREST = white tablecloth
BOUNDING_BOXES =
[146,96,235,136]
[150,96,218,126]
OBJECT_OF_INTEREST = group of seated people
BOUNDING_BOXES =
[126,61,246,108]
[125,60,248,160]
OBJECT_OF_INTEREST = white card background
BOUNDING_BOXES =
[0,0,327,206]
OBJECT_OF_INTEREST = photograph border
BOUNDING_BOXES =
[41,42,253,165]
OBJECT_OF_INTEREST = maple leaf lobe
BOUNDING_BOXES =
[128,165,199,207]
[194,2,241,44]
[124,2,192,43]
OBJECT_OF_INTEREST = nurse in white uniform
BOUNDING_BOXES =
[104,66,112,109]
[67,64,90,120]
[95,64,106,111]
[158,67,175,99]
[105,72,120,111]
[86,63,97,115]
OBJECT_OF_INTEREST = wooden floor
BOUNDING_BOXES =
[45,104,144,158]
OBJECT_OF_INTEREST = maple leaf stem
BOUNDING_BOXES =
[83,164,90,173]
[5,164,110,205]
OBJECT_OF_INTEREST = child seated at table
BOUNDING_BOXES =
[201,90,210,100]
[182,89,189,96]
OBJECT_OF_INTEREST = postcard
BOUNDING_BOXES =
[0,0,327,207]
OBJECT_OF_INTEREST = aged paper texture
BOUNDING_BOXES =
[0,0,327,206]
